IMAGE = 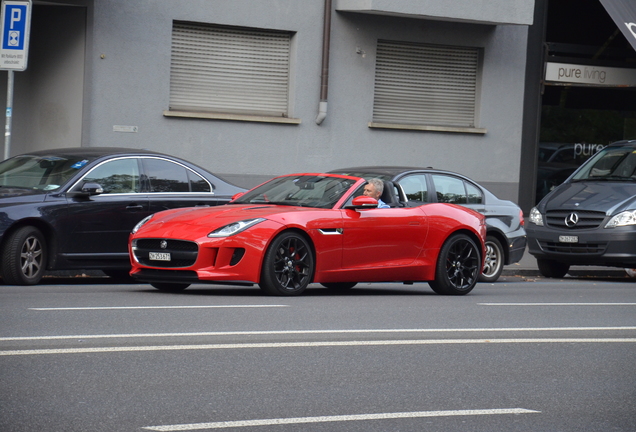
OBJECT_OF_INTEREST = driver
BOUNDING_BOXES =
[363,178,390,208]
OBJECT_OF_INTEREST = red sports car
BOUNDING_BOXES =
[129,173,486,295]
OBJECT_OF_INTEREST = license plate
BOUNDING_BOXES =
[559,235,578,243]
[149,252,171,261]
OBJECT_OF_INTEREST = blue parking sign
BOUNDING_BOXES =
[0,0,31,70]
[2,3,26,50]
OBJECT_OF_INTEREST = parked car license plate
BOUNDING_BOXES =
[149,252,171,261]
[559,235,578,243]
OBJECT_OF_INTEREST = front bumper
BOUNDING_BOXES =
[526,224,636,267]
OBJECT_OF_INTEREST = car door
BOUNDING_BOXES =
[341,206,428,269]
[63,157,150,259]
[141,157,226,213]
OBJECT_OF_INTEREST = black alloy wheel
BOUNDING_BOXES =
[259,232,314,296]
[1,226,47,285]
[429,233,481,295]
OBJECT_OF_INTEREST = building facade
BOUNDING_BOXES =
[3,0,534,202]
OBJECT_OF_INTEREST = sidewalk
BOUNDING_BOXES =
[502,247,630,278]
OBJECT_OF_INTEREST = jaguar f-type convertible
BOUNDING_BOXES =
[129,173,486,296]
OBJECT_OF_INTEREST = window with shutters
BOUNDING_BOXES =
[371,40,484,133]
[168,22,295,120]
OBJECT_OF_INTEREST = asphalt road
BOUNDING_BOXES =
[1,276,635,432]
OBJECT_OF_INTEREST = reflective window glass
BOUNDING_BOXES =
[142,159,189,193]
[82,159,140,194]
[465,182,483,204]
[399,175,428,202]
[432,175,467,204]
[188,170,212,192]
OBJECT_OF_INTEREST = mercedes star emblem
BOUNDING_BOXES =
[564,213,579,228]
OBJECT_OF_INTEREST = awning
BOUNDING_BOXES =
[599,0,636,52]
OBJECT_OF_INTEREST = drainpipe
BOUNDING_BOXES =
[315,0,332,125]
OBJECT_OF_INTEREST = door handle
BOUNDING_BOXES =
[126,204,144,211]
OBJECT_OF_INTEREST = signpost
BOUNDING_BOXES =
[0,0,31,159]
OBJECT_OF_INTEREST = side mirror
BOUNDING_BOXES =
[80,182,104,196]
[345,196,378,209]
[71,183,104,198]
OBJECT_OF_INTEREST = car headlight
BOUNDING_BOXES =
[605,210,636,228]
[132,215,154,234]
[529,207,544,226]
[208,218,266,237]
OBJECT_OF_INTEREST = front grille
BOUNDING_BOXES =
[538,240,607,254]
[133,238,198,268]
[545,210,606,230]
[135,239,198,251]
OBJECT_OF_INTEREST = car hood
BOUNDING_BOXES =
[138,204,323,237]
[540,181,636,214]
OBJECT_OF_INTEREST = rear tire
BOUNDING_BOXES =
[479,236,504,283]
[151,282,190,292]
[537,259,569,278]
[1,226,47,285]
[428,233,480,295]
[259,232,314,296]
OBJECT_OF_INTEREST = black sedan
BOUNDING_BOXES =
[330,166,526,282]
[0,147,245,285]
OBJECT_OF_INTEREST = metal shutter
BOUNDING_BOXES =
[170,22,291,117]
[373,40,480,128]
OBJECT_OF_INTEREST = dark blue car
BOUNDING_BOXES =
[0,147,245,285]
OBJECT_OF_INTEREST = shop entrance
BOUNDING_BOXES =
[534,0,636,205]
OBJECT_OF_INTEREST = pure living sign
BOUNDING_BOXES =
[545,62,636,87]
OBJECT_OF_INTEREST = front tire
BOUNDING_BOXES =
[1,226,47,285]
[429,233,481,295]
[259,232,314,296]
[479,235,504,283]
[537,259,569,278]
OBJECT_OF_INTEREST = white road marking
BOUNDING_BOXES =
[2,327,635,341]
[28,305,289,311]
[142,408,540,431]
[2,338,635,356]
[480,303,636,306]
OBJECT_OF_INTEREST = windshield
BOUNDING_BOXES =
[0,154,94,191]
[234,175,358,209]
[572,146,636,182]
